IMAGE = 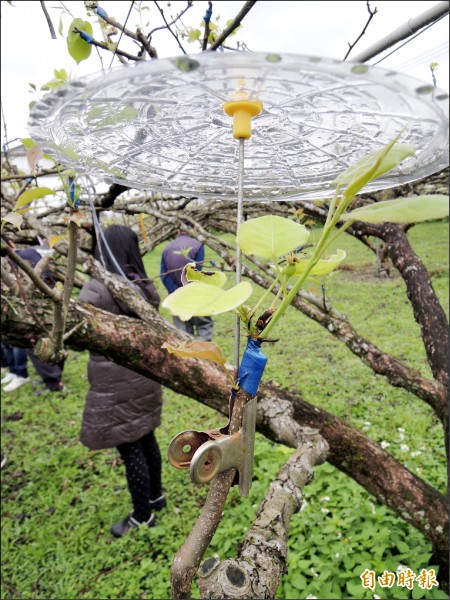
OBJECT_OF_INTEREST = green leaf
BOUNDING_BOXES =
[14,187,56,209]
[292,249,346,277]
[346,580,366,597]
[58,12,64,36]
[2,212,24,229]
[184,264,227,288]
[20,138,36,150]
[187,28,201,42]
[40,78,66,91]
[430,590,450,599]
[236,215,310,260]
[334,141,416,199]
[41,68,70,91]
[290,573,307,590]
[54,68,69,81]
[67,18,93,64]
[161,281,253,321]
[342,195,449,224]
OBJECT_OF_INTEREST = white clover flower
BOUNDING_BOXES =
[411,451,422,458]
[398,433,405,441]
[306,595,317,599]
[336,532,342,539]
[335,553,340,558]
[400,444,410,452]
[397,427,405,433]
[380,441,390,449]
[310,568,319,577]
[321,508,330,514]
[320,496,330,501]
[397,564,408,572]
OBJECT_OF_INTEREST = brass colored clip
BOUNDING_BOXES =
[167,397,257,497]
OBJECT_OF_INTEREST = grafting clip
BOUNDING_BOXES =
[167,396,257,497]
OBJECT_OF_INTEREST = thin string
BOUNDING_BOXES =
[108,1,136,70]
[84,175,145,300]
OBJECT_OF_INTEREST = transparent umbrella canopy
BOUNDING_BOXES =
[28,51,449,202]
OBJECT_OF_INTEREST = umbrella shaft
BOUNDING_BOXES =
[234,139,245,373]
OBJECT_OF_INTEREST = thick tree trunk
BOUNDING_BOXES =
[347,221,449,461]
[2,289,447,586]
[380,223,449,390]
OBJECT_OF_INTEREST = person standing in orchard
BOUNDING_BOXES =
[79,225,166,538]
[160,224,214,341]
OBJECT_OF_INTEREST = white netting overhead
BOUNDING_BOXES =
[28,52,449,201]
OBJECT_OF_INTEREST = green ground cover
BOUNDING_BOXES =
[1,221,448,599]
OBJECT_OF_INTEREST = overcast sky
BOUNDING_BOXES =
[1,0,449,147]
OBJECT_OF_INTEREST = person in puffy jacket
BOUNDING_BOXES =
[78,225,165,538]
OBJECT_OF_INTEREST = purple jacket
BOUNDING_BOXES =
[160,234,204,294]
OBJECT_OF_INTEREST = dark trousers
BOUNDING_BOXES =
[1,344,28,378]
[117,431,163,523]
[27,350,64,391]
[172,315,214,341]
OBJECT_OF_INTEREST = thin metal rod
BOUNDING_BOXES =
[234,138,245,373]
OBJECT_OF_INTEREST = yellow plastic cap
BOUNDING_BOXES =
[223,100,263,139]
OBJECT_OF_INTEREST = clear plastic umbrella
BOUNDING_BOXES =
[28,50,449,493]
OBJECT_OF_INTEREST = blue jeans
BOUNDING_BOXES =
[1,343,28,378]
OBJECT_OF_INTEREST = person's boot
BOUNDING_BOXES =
[110,512,156,538]
[149,495,167,511]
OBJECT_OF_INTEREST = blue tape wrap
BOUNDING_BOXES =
[203,7,212,23]
[68,177,80,209]
[79,30,94,44]
[68,177,75,203]
[96,7,108,20]
[237,338,268,396]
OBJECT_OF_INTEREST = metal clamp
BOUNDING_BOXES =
[167,396,257,497]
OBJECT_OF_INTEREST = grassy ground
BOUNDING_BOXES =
[1,220,448,600]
